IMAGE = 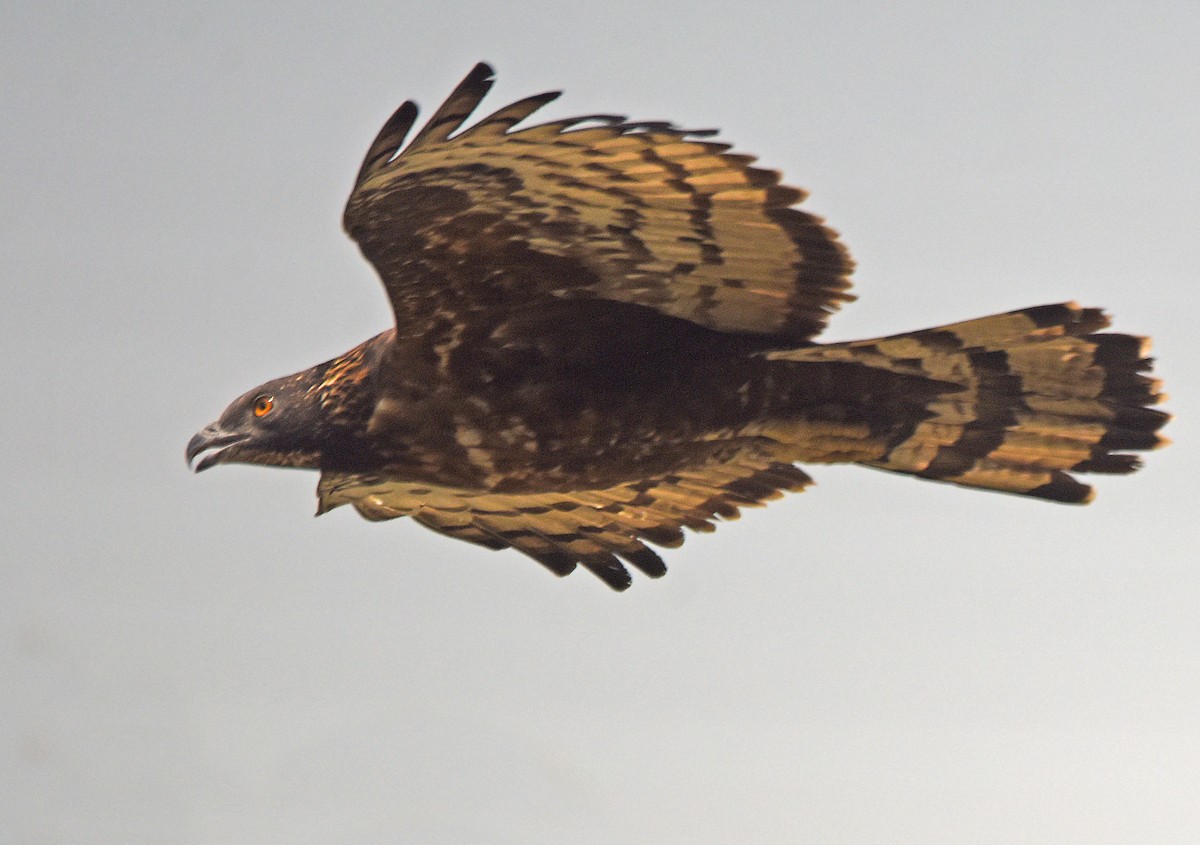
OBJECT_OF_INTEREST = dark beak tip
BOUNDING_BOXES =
[187,424,239,472]
[185,430,209,470]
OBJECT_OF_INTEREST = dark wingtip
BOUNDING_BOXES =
[351,100,421,189]
[579,554,633,591]
[1026,472,1096,504]
[469,62,496,83]
[621,546,668,579]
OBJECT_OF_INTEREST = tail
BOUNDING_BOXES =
[769,303,1170,503]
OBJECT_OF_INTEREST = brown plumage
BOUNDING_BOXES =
[187,63,1170,590]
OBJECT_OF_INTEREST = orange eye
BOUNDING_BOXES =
[253,396,274,417]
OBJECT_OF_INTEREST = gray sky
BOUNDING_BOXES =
[3,2,1197,843]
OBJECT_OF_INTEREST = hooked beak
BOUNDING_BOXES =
[186,424,249,472]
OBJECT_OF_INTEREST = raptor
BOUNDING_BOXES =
[188,64,1169,589]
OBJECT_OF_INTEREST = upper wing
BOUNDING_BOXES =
[317,451,812,590]
[343,63,854,342]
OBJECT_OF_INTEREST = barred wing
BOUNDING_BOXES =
[343,63,853,342]
[317,454,812,590]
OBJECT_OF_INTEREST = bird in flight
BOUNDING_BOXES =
[188,63,1169,590]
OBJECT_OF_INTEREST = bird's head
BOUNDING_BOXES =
[187,370,330,472]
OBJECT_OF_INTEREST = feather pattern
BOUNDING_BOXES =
[343,62,853,342]
[318,453,812,590]
[189,65,1170,590]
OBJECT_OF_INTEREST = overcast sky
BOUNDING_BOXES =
[3,2,1198,843]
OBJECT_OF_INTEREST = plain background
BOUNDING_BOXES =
[3,2,1197,843]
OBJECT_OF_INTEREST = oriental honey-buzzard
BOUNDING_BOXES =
[187,64,1169,590]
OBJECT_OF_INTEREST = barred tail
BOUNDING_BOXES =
[771,303,1170,503]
